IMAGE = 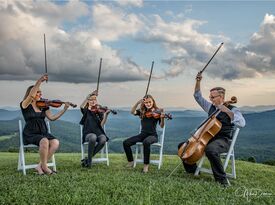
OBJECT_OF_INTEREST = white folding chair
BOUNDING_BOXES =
[134,125,166,169]
[80,125,109,166]
[194,127,240,179]
[17,119,56,175]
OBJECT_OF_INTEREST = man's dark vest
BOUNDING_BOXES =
[208,104,235,139]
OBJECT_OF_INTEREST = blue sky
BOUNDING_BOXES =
[0,0,275,109]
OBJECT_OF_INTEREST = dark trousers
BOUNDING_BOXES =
[85,133,107,164]
[178,137,230,182]
[123,133,157,164]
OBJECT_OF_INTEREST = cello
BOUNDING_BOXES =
[178,96,237,165]
[167,42,224,177]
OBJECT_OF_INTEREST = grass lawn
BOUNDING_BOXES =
[0,134,15,141]
[0,152,274,205]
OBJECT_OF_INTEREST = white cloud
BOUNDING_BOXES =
[115,0,143,8]
[91,4,144,41]
[138,13,275,80]
[0,1,147,83]
[1,1,275,85]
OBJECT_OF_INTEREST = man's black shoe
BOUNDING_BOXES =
[81,157,88,167]
[219,178,231,188]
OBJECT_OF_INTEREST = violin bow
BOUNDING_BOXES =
[43,34,48,82]
[96,58,102,93]
[200,42,224,74]
[144,61,154,97]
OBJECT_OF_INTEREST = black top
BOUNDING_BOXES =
[208,104,235,140]
[79,108,107,143]
[135,109,160,136]
[20,102,55,145]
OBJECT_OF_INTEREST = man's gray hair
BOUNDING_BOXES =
[210,87,226,95]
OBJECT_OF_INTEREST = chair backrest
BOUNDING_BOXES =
[46,120,51,133]
[227,127,240,154]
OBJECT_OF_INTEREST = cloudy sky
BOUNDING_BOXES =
[1,0,275,109]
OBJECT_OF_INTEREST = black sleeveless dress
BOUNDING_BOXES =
[20,102,56,146]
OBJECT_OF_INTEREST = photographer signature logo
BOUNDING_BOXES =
[235,186,273,202]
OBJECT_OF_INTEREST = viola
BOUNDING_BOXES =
[178,96,237,165]
[145,109,172,120]
[90,105,117,115]
[36,98,77,109]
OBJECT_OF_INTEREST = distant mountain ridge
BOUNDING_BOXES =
[1,104,275,121]
[0,108,207,122]
[240,105,275,113]
[1,108,275,163]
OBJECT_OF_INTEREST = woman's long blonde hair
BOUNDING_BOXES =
[140,94,158,119]
[23,85,34,100]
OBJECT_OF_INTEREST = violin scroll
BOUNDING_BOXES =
[224,96,237,107]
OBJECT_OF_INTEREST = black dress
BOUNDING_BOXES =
[20,102,56,146]
[79,108,108,144]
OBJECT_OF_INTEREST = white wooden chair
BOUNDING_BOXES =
[18,119,56,175]
[194,127,240,179]
[134,125,166,169]
[80,125,109,166]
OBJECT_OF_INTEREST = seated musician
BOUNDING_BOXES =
[123,95,165,173]
[178,72,246,187]
[79,90,110,168]
[20,74,71,175]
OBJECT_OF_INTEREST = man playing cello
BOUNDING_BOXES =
[178,72,246,187]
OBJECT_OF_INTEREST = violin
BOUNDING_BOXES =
[178,96,237,165]
[90,105,117,115]
[36,98,77,109]
[145,109,172,120]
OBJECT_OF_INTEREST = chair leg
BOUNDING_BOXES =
[134,145,138,168]
[223,154,231,171]
[19,147,26,175]
[194,156,205,176]
[81,144,85,160]
[52,155,57,172]
[18,148,22,171]
[101,146,104,159]
[158,146,163,170]
[106,143,109,166]
[232,155,236,179]
[140,146,144,161]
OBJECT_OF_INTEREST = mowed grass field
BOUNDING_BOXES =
[0,152,274,205]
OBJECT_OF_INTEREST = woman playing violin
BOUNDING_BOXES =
[79,90,110,168]
[20,74,71,175]
[178,72,246,187]
[123,95,165,173]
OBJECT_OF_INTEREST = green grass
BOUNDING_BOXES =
[0,134,15,141]
[0,152,274,205]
